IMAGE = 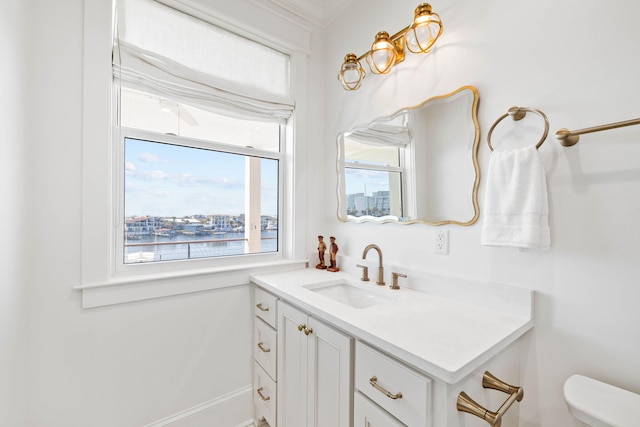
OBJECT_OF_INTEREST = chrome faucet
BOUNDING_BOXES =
[362,244,385,286]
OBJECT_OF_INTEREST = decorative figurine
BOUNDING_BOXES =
[327,236,339,272]
[315,235,327,269]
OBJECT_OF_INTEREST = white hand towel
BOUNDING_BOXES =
[481,145,550,249]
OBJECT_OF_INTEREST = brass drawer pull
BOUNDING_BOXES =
[304,327,313,336]
[257,386,271,401]
[256,303,269,312]
[369,376,403,400]
[257,342,271,353]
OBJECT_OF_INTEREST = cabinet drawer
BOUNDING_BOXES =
[255,287,277,328]
[254,362,276,427]
[355,341,431,427]
[255,318,277,380]
[354,391,405,427]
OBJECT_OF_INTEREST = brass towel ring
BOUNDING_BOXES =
[487,106,549,151]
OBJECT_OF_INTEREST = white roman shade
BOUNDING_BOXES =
[347,124,411,147]
[114,0,294,123]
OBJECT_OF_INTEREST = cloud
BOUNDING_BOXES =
[125,162,136,171]
[176,173,239,188]
[139,152,163,163]
[149,170,169,180]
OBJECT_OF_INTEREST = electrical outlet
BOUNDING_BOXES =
[434,229,449,254]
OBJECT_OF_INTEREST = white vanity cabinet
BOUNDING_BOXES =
[251,269,533,427]
[277,300,352,427]
[254,287,279,427]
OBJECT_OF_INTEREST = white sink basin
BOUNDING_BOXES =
[304,280,397,309]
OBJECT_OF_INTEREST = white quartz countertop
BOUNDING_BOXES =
[250,268,533,384]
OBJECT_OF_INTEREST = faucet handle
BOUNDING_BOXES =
[391,272,407,290]
[356,264,370,282]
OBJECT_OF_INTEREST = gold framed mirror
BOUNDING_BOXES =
[336,85,480,225]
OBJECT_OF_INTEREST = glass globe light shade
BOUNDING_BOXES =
[405,3,443,54]
[338,53,366,91]
[367,31,397,74]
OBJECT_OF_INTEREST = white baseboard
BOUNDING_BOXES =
[144,385,253,427]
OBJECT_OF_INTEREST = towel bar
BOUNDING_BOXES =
[457,371,524,427]
[555,117,640,146]
[487,106,549,151]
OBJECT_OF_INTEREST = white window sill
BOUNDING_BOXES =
[74,259,307,308]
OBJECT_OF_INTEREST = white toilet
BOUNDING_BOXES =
[564,374,640,427]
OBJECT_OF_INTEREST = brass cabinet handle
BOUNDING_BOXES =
[256,386,271,401]
[257,342,271,353]
[256,303,269,312]
[369,376,403,400]
[298,323,306,331]
[304,327,313,336]
[457,371,524,427]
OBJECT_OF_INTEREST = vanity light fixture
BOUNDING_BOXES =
[367,31,403,75]
[339,53,367,91]
[337,3,443,91]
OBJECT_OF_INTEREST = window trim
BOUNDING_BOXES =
[77,0,309,308]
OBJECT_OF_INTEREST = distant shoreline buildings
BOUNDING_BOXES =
[125,214,278,238]
[347,190,390,217]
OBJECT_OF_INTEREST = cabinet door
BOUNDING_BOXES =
[307,317,352,427]
[277,301,308,427]
[354,392,405,427]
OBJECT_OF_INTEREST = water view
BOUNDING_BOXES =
[125,229,278,263]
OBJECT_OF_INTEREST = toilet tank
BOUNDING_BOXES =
[564,374,640,427]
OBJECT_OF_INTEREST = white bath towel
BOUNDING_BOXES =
[481,145,550,249]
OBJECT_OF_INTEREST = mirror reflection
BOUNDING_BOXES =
[336,86,480,225]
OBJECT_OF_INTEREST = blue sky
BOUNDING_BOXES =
[345,168,391,196]
[124,138,278,217]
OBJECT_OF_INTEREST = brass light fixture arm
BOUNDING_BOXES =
[338,3,443,90]
[457,371,524,427]
[555,117,640,147]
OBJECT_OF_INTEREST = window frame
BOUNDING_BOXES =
[77,0,310,308]
[115,125,285,274]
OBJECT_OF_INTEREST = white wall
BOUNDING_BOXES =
[322,1,640,426]
[14,0,640,425]
[0,0,29,425]
[16,0,328,423]
[24,0,259,425]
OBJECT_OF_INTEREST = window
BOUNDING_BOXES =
[342,119,412,219]
[113,0,291,266]
[79,0,309,306]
